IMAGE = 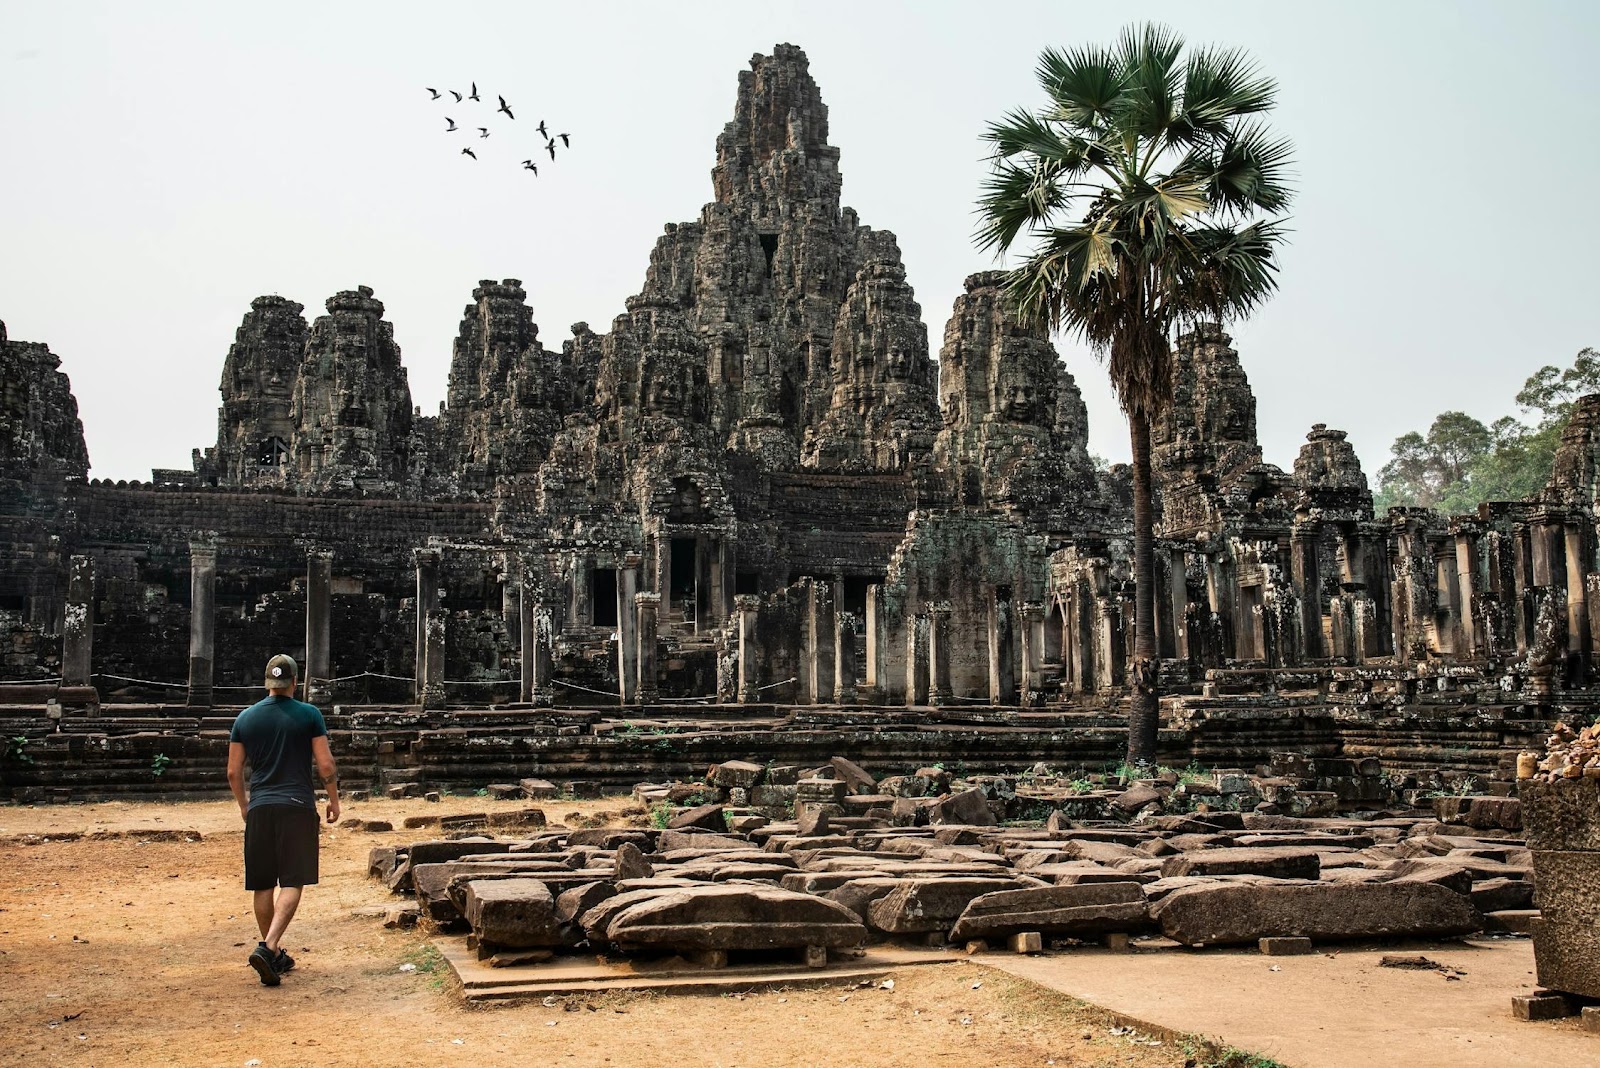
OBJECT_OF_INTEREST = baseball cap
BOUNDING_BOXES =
[265,654,299,689]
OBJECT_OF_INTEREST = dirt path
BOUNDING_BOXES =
[0,797,1207,1068]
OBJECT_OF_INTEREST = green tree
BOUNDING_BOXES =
[976,24,1293,765]
[1376,348,1598,511]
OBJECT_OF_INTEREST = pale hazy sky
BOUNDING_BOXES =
[3,1,1597,482]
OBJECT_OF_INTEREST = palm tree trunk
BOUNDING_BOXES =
[1127,413,1159,766]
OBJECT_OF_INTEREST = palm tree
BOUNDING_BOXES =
[976,24,1293,766]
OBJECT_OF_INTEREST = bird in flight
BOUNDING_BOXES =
[450,89,463,102]
[522,160,538,175]
[558,132,570,148]
[445,117,458,131]
[461,147,477,159]
[469,81,480,102]
[426,87,441,100]
[497,95,515,119]
[478,127,490,138]
[545,140,556,160]
[536,119,548,138]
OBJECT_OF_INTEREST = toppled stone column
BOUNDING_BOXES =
[62,555,93,688]
[187,540,217,708]
[305,548,332,705]
[735,595,760,703]
[927,601,952,705]
[805,580,835,704]
[618,553,640,704]
[636,592,660,705]
[987,588,1015,705]
[904,612,929,706]
[414,548,444,707]
[834,610,858,704]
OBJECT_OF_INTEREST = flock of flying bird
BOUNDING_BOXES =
[426,82,570,175]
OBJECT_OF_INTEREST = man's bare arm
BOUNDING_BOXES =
[226,741,249,820]
[312,735,340,824]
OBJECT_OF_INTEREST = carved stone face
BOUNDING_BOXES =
[885,342,912,381]
[645,363,685,418]
[1000,378,1038,423]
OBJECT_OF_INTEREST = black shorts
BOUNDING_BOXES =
[244,804,320,890]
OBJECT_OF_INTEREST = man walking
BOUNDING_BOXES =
[227,654,340,986]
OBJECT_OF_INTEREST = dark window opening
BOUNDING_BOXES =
[256,436,289,467]
[996,584,1013,603]
[591,568,618,627]
[759,233,778,275]
[735,571,761,596]
[670,538,697,613]
[842,576,871,617]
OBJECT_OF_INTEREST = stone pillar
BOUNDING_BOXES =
[1564,523,1589,657]
[422,608,447,709]
[186,540,217,708]
[1291,527,1322,660]
[863,584,887,703]
[1018,601,1044,701]
[905,612,930,706]
[62,555,93,688]
[500,556,521,648]
[707,538,727,627]
[1513,524,1534,653]
[305,548,332,705]
[1168,548,1190,659]
[617,553,640,705]
[926,600,952,705]
[987,587,1015,705]
[519,577,539,704]
[834,610,859,704]
[1435,543,1462,656]
[1454,529,1478,657]
[805,580,836,704]
[1531,518,1562,589]
[414,548,443,707]
[1092,597,1117,692]
[571,554,593,628]
[635,591,660,705]
[734,594,760,703]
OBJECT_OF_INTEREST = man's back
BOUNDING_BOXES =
[229,695,328,811]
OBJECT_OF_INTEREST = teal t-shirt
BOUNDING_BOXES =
[229,695,329,811]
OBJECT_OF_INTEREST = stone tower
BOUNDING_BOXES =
[0,318,89,483]
[212,295,308,487]
[289,286,413,494]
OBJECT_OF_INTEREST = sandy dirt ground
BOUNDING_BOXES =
[0,796,1217,1068]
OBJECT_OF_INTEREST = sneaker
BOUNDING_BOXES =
[249,943,280,987]
[273,948,295,974]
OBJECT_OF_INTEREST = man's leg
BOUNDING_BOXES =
[253,888,276,940]
[263,885,302,952]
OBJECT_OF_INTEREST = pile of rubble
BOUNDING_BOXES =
[366,758,1538,971]
[1534,720,1600,782]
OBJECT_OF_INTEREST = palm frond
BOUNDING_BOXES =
[974,159,1071,254]
[1168,218,1291,323]
[1205,120,1295,215]
[1115,23,1183,141]
[1035,45,1125,128]
[1175,46,1276,141]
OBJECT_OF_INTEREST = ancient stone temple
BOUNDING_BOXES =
[1,44,1597,803]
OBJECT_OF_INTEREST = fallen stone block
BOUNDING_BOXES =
[555,880,616,924]
[1484,909,1538,934]
[949,882,1151,941]
[613,841,654,882]
[1471,877,1534,913]
[822,877,910,922]
[462,878,566,949]
[407,838,512,867]
[926,787,997,827]
[1512,992,1578,1021]
[598,885,867,952]
[520,778,559,799]
[830,756,877,795]
[666,803,727,832]
[867,877,1027,935]
[1160,847,1321,881]
[1259,936,1314,955]
[1153,880,1482,947]
[711,760,766,789]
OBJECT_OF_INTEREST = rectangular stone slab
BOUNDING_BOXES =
[866,877,1028,934]
[1152,880,1482,947]
[601,885,868,951]
[950,882,1152,941]
[463,878,564,949]
[1159,847,1321,880]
